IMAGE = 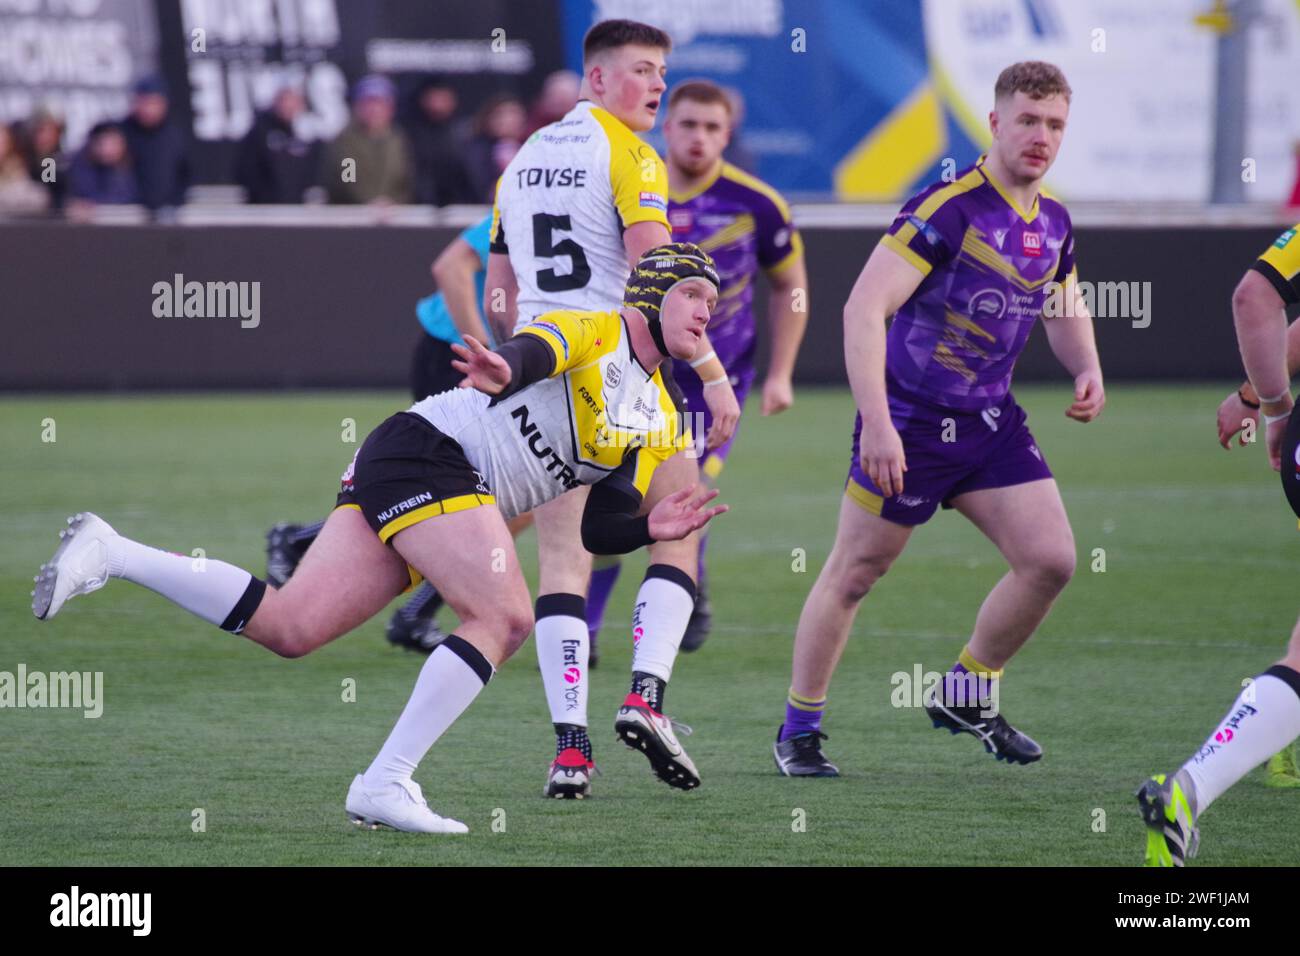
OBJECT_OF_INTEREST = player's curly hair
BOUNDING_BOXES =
[583,19,672,62]
[995,61,1072,103]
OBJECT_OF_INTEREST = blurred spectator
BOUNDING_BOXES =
[1288,139,1300,209]
[524,70,580,137]
[0,122,49,215]
[24,108,67,210]
[321,74,414,205]
[235,85,318,204]
[407,76,475,206]
[121,75,190,213]
[462,93,526,203]
[721,86,758,174]
[67,121,139,212]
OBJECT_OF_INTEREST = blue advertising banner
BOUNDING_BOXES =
[559,0,980,200]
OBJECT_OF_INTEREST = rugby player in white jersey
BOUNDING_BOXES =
[486,18,740,797]
[1137,225,1300,864]
[31,245,726,833]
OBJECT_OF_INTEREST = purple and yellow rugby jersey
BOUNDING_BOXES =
[880,157,1076,414]
[667,161,802,374]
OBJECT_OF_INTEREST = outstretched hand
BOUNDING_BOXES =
[450,335,511,395]
[647,484,728,541]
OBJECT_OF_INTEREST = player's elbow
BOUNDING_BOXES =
[580,511,648,556]
[580,518,620,556]
[843,298,885,333]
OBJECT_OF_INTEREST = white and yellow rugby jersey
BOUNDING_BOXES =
[1253,224,1300,305]
[407,309,690,520]
[490,100,670,332]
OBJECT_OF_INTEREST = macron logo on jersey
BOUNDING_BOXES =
[640,191,667,212]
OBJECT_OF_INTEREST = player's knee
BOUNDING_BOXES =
[1027,547,1075,594]
[499,602,534,656]
[270,622,328,659]
[835,552,893,603]
[464,594,533,657]
[262,613,332,658]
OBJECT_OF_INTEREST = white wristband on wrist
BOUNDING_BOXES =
[1265,410,1293,426]
[689,350,717,369]
[1259,389,1292,405]
[702,376,730,388]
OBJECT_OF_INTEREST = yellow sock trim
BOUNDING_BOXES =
[787,688,827,711]
[958,646,1004,679]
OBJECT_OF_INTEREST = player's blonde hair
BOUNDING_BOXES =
[994,61,1072,104]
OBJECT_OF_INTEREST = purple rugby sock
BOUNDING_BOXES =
[586,562,622,638]
[781,696,826,741]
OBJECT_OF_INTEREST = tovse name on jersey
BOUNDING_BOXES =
[514,167,588,189]
[50,886,151,936]
[511,405,580,490]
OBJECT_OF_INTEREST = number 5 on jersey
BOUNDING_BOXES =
[534,213,591,292]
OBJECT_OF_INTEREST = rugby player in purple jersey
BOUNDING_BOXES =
[774,62,1104,776]
[584,79,809,655]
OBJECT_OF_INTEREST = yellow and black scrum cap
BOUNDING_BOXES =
[624,242,721,320]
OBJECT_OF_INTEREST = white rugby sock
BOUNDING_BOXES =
[1180,667,1300,815]
[363,636,494,787]
[106,535,263,631]
[535,593,589,726]
[630,564,696,683]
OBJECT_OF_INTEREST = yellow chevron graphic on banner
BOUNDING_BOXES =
[834,82,946,201]
[928,58,992,154]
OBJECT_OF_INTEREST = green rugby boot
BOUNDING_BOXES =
[1264,744,1300,789]
[1136,772,1200,867]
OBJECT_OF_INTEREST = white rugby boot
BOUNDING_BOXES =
[32,512,117,621]
[614,692,701,790]
[345,775,468,834]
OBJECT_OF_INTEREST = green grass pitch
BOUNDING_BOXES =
[2,385,1296,865]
